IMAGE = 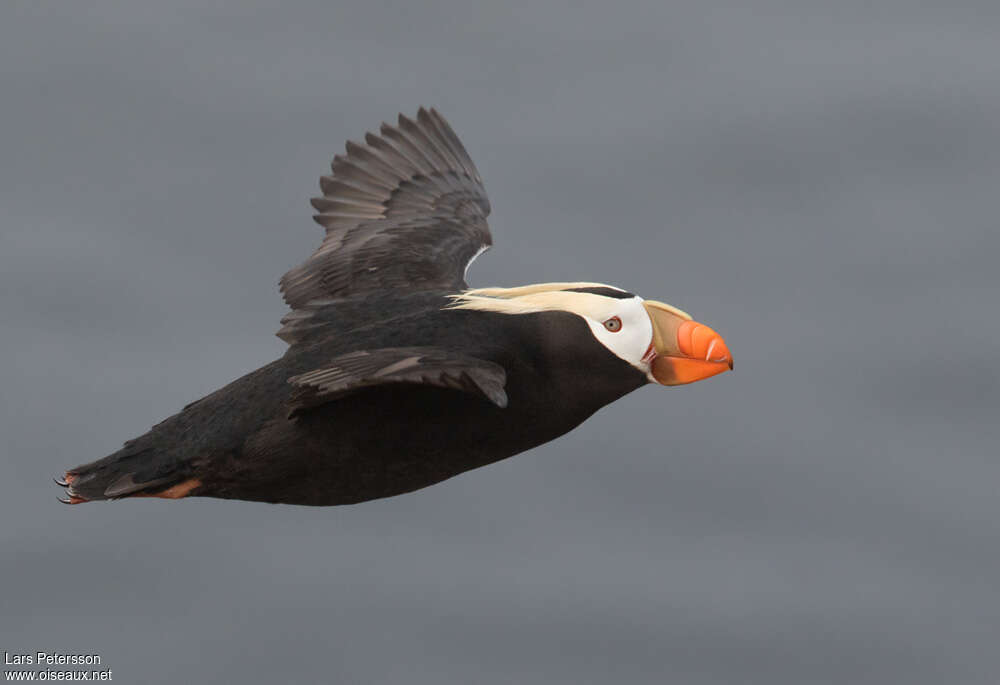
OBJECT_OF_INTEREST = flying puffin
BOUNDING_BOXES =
[58,108,732,507]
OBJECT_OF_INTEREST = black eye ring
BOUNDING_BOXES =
[603,316,622,332]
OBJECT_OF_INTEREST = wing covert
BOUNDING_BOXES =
[286,346,508,416]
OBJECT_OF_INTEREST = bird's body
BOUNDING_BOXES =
[60,108,731,507]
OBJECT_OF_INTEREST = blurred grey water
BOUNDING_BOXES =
[2,1,999,683]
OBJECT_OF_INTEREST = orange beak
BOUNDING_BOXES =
[643,300,733,386]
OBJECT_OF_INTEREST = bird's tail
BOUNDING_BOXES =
[57,446,200,505]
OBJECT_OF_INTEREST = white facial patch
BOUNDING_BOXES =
[448,283,656,371]
[574,295,654,370]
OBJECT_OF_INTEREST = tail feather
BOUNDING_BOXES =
[57,447,194,504]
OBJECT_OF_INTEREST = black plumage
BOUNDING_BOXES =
[60,107,728,507]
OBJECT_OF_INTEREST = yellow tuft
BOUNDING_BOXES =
[447,282,631,316]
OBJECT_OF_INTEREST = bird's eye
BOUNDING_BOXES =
[603,316,622,332]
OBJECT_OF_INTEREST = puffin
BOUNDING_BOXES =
[57,107,732,507]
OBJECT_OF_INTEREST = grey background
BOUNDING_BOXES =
[2,1,999,683]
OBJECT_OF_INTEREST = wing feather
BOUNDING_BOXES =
[279,107,492,312]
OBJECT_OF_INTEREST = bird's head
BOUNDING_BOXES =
[450,282,732,386]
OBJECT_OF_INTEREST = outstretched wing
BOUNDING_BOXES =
[286,346,508,417]
[280,107,492,309]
